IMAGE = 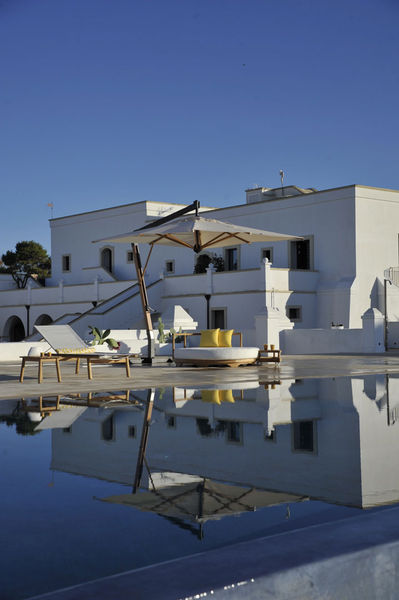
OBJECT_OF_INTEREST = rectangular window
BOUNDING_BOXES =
[293,420,316,453]
[102,415,115,441]
[167,415,176,428]
[261,247,273,263]
[287,306,302,322]
[62,255,71,272]
[196,418,213,437]
[211,308,226,329]
[290,237,313,270]
[224,247,238,271]
[127,251,134,263]
[227,421,242,444]
[128,425,136,438]
[165,260,175,274]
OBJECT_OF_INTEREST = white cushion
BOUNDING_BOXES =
[174,347,258,362]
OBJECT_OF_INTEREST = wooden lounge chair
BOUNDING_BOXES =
[19,325,138,383]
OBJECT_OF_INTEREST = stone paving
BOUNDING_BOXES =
[2,352,399,401]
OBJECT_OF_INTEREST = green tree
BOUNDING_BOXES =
[194,253,224,274]
[1,241,51,288]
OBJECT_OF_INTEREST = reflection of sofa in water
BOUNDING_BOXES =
[172,331,259,367]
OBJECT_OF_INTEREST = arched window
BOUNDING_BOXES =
[34,314,53,327]
[3,316,25,342]
[101,248,113,273]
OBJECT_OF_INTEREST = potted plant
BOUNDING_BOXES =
[88,326,120,350]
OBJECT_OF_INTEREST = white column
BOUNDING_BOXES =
[206,264,215,294]
[262,258,272,308]
[254,258,293,349]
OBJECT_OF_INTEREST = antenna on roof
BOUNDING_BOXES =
[279,170,285,196]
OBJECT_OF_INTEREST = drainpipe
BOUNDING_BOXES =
[205,265,214,328]
[25,304,30,337]
[384,278,391,351]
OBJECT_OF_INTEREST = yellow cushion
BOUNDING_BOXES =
[201,389,221,404]
[199,329,220,347]
[56,347,96,354]
[219,389,235,403]
[218,329,234,347]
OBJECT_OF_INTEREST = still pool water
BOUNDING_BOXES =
[1,376,398,599]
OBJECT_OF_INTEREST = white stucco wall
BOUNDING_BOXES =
[49,200,205,286]
[204,186,357,328]
[354,186,399,327]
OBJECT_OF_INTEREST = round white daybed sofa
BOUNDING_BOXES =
[173,346,259,367]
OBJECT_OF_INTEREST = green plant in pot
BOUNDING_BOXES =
[88,326,120,350]
[157,317,167,343]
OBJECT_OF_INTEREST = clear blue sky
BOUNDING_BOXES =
[1,0,398,257]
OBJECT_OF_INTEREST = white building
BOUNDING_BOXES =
[1,183,399,352]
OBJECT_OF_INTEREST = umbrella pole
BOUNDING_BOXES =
[132,243,154,363]
[132,388,155,493]
[204,294,211,328]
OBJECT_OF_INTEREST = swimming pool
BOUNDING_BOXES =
[2,375,398,599]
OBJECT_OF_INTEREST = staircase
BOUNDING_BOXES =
[27,279,163,340]
[68,279,163,337]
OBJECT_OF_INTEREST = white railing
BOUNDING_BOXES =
[0,280,135,306]
[384,267,399,287]
[162,265,319,298]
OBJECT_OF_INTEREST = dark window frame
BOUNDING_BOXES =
[292,420,317,454]
[224,246,239,271]
[165,260,175,274]
[62,254,71,272]
[287,306,302,322]
[261,247,274,263]
[211,308,227,329]
[289,236,314,270]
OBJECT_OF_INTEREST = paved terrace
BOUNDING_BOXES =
[1,352,399,400]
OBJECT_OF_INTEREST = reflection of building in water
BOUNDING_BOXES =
[47,376,399,508]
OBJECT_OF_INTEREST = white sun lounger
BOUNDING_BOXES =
[19,325,138,383]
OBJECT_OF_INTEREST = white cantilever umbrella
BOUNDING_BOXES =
[93,214,301,253]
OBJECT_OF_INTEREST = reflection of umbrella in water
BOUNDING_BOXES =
[99,478,308,539]
[93,201,302,360]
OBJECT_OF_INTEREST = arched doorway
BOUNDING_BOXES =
[3,316,26,342]
[101,248,113,273]
[34,314,53,327]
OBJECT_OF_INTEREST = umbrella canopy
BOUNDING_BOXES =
[93,214,301,253]
[99,479,308,524]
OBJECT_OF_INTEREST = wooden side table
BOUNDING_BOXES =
[257,348,281,364]
[20,354,62,383]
